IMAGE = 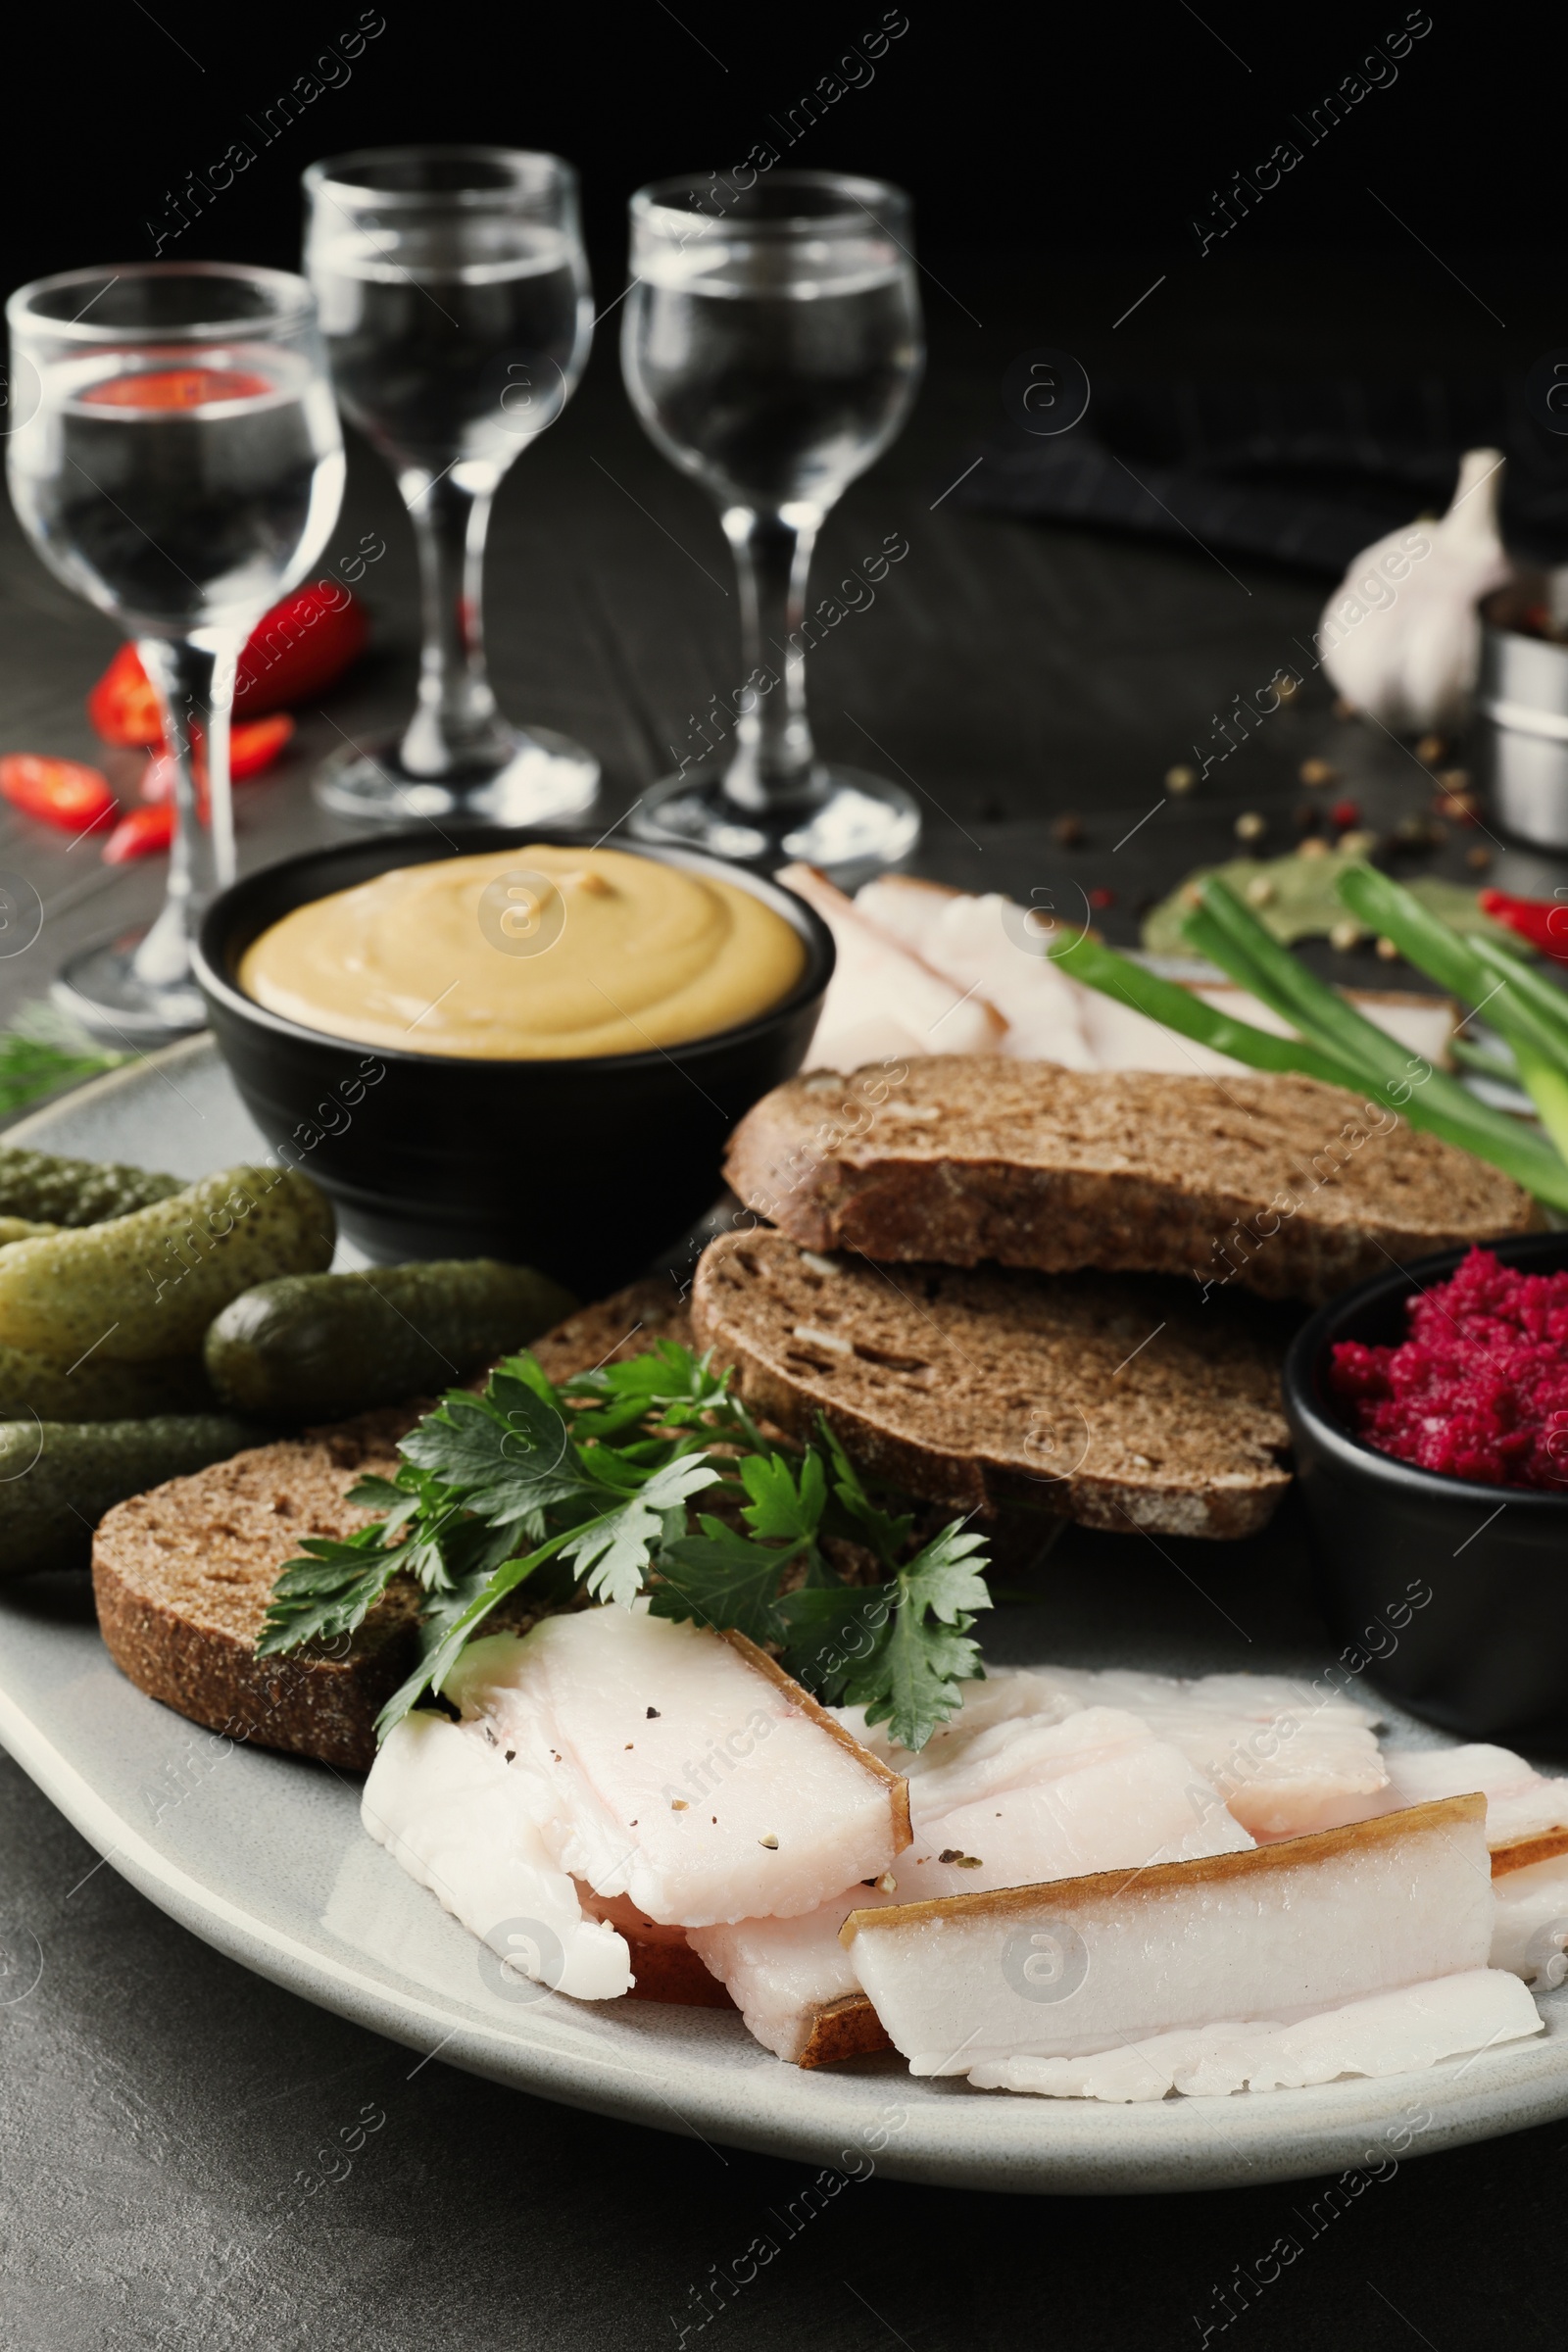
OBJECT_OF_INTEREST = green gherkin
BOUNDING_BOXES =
[0,1145,184,1227]
[205,1260,577,1420]
[0,1414,267,1575]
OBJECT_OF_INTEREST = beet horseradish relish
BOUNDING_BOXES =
[1329,1247,1568,1490]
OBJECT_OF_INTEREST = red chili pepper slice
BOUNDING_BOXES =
[227,711,295,779]
[80,368,273,410]
[102,804,174,863]
[141,714,296,805]
[1479,887,1568,962]
[86,642,165,748]
[0,754,117,834]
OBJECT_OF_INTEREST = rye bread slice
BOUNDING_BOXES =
[691,1228,1292,1539]
[92,1282,694,1773]
[723,1060,1537,1305]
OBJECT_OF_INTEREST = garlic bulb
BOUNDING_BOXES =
[1319,448,1511,734]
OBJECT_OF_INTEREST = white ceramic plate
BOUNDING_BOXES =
[4,1041,1568,2193]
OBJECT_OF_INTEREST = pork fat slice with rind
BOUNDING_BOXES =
[442,1606,907,1929]
[837,1664,1387,1839]
[1383,1742,1568,1849]
[362,1710,634,2000]
[843,1794,1494,2078]
[968,1969,1542,2102]
[690,1709,1250,2061]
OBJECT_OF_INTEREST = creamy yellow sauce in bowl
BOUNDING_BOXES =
[237,844,808,1060]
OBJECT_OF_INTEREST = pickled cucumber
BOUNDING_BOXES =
[0,1144,183,1226]
[0,1164,335,1364]
[205,1259,577,1419]
[0,1343,212,1422]
[0,1413,267,1575]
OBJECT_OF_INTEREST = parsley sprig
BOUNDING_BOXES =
[257,1340,992,1751]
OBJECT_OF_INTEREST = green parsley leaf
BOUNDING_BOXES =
[563,1451,721,1606]
[818,1420,913,1567]
[399,1380,583,1527]
[836,1522,993,1751]
[256,1524,400,1657]
[654,1517,792,1643]
[737,1448,826,1544]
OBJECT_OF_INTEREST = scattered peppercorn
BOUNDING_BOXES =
[1333,697,1357,720]
[1245,875,1276,907]
[1339,829,1379,858]
[1052,812,1084,845]
[1329,799,1361,829]
[1299,759,1338,787]
[1466,846,1494,872]
[1295,803,1321,833]
[1438,768,1470,794]
[1330,918,1362,951]
[646,1706,661,1718]
[1298,836,1330,858]
[1415,734,1446,765]
[1087,885,1115,908]
[1235,810,1266,842]
[1376,936,1400,961]
[1165,763,1198,794]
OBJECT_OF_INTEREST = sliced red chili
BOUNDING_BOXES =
[0,754,117,834]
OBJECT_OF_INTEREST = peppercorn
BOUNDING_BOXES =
[1299,759,1338,787]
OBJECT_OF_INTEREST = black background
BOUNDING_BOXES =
[2,3,1554,287]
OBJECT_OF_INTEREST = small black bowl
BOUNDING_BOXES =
[194,827,833,1293]
[1283,1229,1568,1752]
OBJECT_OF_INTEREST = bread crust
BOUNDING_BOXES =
[724,1063,1538,1306]
[692,1229,1291,1540]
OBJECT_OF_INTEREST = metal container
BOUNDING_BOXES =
[1478,574,1568,848]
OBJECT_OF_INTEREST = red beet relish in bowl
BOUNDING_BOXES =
[1329,1246,1568,1491]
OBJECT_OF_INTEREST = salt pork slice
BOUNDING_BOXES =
[442,1606,908,1929]
[362,1710,634,2000]
[689,1709,1250,2062]
[967,1971,1542,2103]
[776,863,1005,1069]
[842,1794,1493,2078]
[840,1665,1388,1840]
[1383,1744,1568,1863]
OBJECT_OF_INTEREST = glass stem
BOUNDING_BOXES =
[719,505,824,814]
[398,465,512,777]
[131,635,236,993]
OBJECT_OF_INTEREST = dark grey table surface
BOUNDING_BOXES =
[5,251,1568,2349]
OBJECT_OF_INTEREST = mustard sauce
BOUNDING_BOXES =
[238,845,807,1059]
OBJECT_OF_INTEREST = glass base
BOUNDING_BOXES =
[628,762,920,883]
[313,725,600,826]
[52,929,208,1046]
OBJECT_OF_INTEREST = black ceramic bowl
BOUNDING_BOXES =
[1284,1230,1568,1751]
[194,827,833,1293]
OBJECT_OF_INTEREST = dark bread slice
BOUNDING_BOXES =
[724,1060,1538,1305]
[92,1283,694,1772]
[691,1228,1291,1539]
[93,1409,418,1772]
